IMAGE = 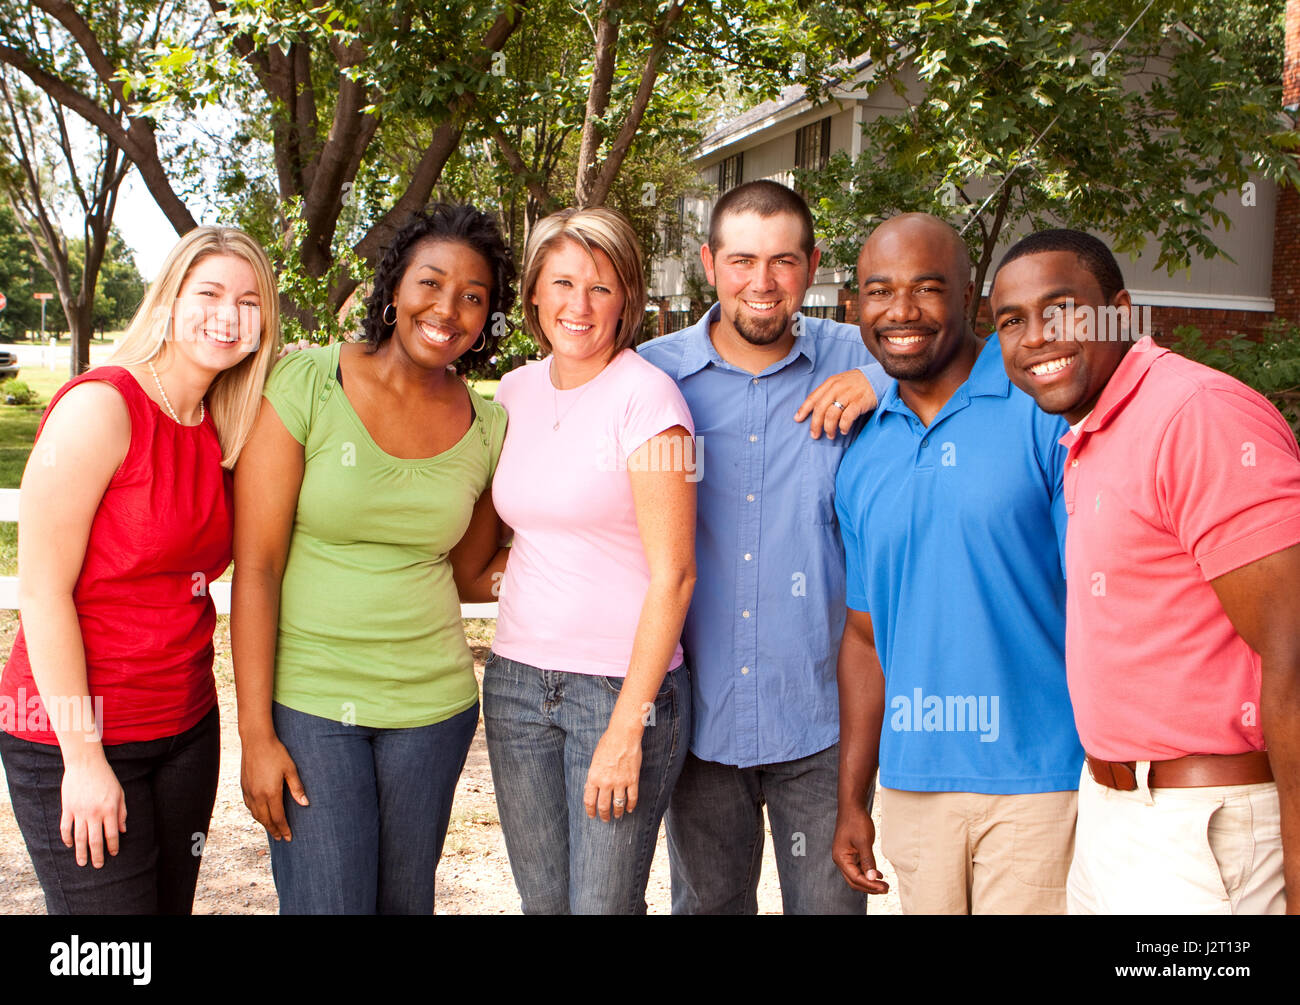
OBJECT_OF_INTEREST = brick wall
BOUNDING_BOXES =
[1271,0,1300,326]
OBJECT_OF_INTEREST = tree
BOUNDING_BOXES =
[800,0,1300,327]
[0,201,46,339]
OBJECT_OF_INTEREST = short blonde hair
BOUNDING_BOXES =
[110,226,281,469]
[521,207,646,356]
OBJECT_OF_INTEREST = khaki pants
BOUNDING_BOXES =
[1067,763,1284,915]
[879,787,1077,914]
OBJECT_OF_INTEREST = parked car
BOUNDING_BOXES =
[0,350,18,379]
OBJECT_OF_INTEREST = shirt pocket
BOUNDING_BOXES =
[800,435,843,524]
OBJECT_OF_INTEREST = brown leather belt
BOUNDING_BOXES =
[1086,751,1273,791]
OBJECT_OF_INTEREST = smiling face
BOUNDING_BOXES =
[702,210,819,350]
[530,237,626,368]
[389,238,493,369]
[990,249,1132,424]
[168,253,263,374]
[856,216,973,383]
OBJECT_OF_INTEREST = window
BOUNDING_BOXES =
[793,117,832,195]
[663,196,685,257]
[718,153,743,194]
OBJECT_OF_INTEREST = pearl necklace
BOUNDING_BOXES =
[149,360,204,425]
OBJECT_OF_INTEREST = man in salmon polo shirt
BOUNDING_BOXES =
[990,228,1300,914]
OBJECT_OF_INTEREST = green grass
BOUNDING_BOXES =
[470,378,498,401]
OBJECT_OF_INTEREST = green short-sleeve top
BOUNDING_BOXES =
[261,341,506,728]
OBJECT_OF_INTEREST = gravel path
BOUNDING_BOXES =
[0,612,900,915]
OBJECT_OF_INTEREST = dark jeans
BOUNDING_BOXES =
[268,700,478,915]
[0,704,220,915]
[666,744,870,915]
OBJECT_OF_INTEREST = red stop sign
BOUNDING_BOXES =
[0,292,7,311]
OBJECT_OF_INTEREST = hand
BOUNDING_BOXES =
[240,733,308,841]
[794,369,878,439]
[832,804,890,895]
[60,755,127,868]
[276,338,312,360]
[583,723,643,822]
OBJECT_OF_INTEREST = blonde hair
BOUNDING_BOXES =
[110,226,281,469]
[521,207,646,356]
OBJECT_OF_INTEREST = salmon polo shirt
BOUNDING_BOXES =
[1061,336,1300,762]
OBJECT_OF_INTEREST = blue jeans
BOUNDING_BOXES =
[0,705,219,915]
[666,744,869,914]
[268,700,478,915]
[482,652,690,914]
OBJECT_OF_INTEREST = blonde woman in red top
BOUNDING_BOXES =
[0,226,280,914]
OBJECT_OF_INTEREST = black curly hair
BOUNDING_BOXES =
[362,204,516,372]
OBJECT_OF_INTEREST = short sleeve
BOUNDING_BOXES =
[1155,384,1300,581]
[262,346,328,445]
[483,398,508,479]
[858,361,892,405]
[835,452,871,613]
[617,357,695,458]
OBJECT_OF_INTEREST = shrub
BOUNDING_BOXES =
[1170,320,1300,439]
[1,379,36,406]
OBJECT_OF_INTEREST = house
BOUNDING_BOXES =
[648,16,1300,345]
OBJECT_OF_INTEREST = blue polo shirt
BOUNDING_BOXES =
[834,334,1082,793]
[639,306,889,768]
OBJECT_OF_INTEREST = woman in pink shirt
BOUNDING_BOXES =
[472,207,696,913]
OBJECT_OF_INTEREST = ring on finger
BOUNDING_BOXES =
[831,400,846,409]
[613,796,627,808]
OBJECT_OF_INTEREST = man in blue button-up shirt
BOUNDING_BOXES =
[639,181,889,914]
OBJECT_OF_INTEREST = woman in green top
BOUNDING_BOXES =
[231,205,513,914]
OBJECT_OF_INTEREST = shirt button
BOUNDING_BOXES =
[741,666,750,675]
[744,553,752,561]
[751,378,759,385]
[1071,459,1079,468]
[749,434,757,443]
[746,493,755,502]
[742,610,751,618]
[922,438,929,447]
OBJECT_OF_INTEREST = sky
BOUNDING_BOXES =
[115,166,190,282]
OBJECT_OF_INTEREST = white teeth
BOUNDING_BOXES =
[743,301,777,311]
[1029,356,1073,376]
[417,320,455,343]
[559,320,593,333]
[205,330,238,343]
[883,334,926,345]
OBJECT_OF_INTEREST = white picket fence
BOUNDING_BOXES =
[0,487,499,618]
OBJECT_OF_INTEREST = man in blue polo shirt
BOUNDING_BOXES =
[639,180,889,914]
[833,213,1082,914]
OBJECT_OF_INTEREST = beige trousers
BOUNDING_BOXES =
[1067,763,1284,915]
[879,787,1077,915]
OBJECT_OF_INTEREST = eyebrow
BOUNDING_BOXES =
[724,250,802,260]
[992,287,1077,319]
[862,273,949,285]
[418,264,488,288]
[196,279,261,297]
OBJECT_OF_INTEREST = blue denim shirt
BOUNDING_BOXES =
[639,305,890,768]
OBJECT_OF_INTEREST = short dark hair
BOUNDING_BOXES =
[362,204,516,371]
[708,179,815,259]
[993,228,1125,303]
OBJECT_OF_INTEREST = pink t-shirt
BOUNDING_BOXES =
[1062,338,1300,761]
[492,348,694,676]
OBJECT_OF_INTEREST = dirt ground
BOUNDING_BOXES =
[0,612,900,915]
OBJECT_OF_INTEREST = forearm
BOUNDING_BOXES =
[609,567,696,733]
[231,565,283,742]
[837,631,885,812]
[456,545,509,603]
[18,592,105,766]
[1261,655,1300,911]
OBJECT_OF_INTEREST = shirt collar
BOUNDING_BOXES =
[876,333,1010,418]
[674,303,817,379]
[1079,336,1166,436]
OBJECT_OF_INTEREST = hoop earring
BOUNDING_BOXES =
[382,303,397,326]
[471,331,487,353]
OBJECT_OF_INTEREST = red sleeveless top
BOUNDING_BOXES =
[1,367,233,745]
